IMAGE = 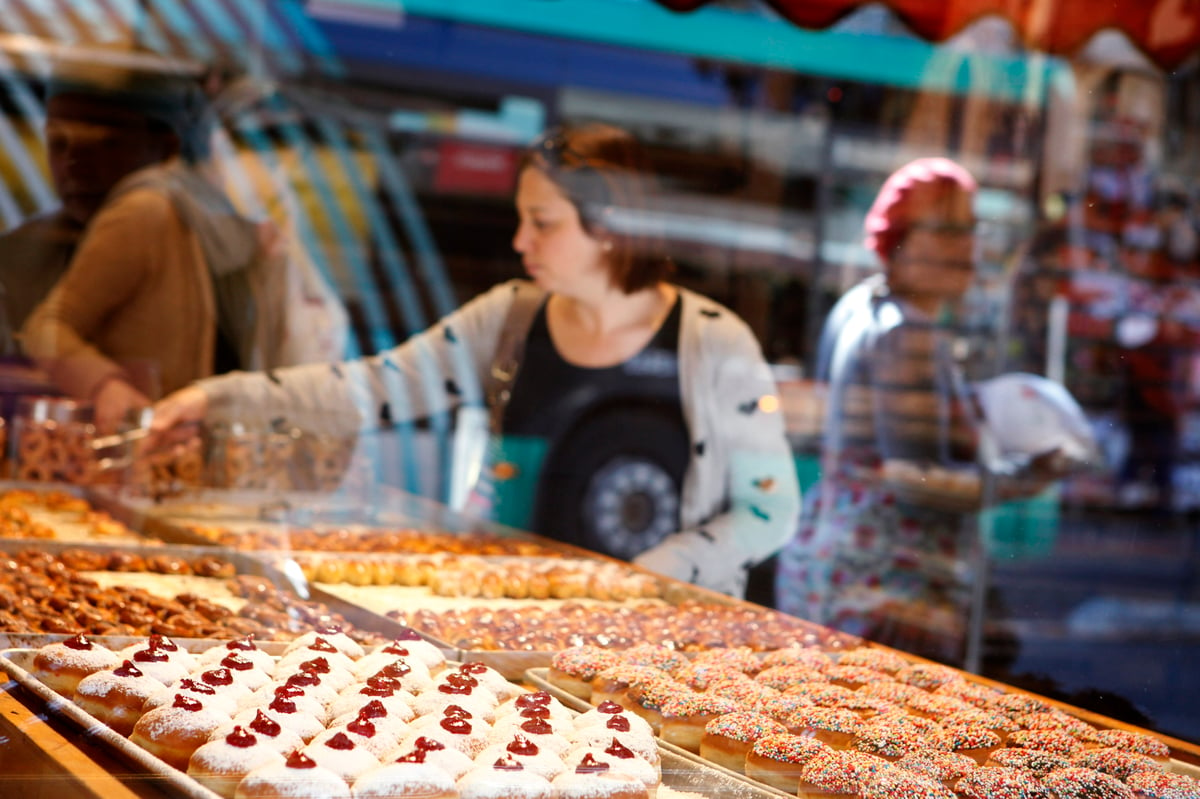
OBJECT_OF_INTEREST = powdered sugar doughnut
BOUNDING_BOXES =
[33,634,120,696]
[302,729,380,784]
[187,726,284,799]
[73,660,161,735]
[212,709,304,756]
[235,750,350,799]
[456,755,555,799]
[352,755,457,799]
[130,694,230,770]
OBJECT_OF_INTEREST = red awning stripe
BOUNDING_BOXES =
[655,0,1200,70]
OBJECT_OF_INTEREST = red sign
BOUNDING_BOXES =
[433,141,519,196]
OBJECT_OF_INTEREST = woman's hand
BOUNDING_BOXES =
[147,385,209,449]
[93,377,152,435]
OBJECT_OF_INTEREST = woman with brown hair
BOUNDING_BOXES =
[152,122,800,597]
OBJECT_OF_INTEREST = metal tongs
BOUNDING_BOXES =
[89,426,150,472]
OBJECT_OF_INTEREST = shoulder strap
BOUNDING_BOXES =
[485,281,545,434]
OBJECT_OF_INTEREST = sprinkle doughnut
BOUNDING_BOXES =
[1007,728,1085,756]
[860,767,955,799]
[744,732,829,794]
[954,766,1054,799]
[699,711,787,773]
[1125,770,1200,799]
[1072,747,1162,780]
[1040,766,1137,799]
[836,648,910,675]
[854,714,946,760]
[983,747,1070,776]
[892,750,976,790]
[797,748,891,799]
[1091,729,1172,763]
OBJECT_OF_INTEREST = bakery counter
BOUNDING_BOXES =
[0,680,174,799]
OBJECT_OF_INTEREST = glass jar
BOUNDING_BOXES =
[207,422,299,491]
[11,395,97,484]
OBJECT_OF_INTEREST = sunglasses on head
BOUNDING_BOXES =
[531,128,599,171]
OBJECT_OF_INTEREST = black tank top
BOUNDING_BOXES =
[503,296,690,556]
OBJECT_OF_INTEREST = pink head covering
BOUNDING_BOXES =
[863,158,978,263]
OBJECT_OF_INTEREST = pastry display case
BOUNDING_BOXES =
[1,481,1198,799]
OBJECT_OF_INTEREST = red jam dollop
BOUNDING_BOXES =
[440,717,472,735]
[325,732,355,751]
[348,718,377,738]
[221,653,254,672]
[201,668,234,687]
[299,657,330,674]
[506,735,539,756]
[493,755,524,771]
[516,692,551,709]
[443,705,472,719]
[577,754,611,774]
[133,648,169,663]
[606,716,631,732]
[520,718,553,736]
[173,695,203,711]
[413,736,445,752]
[377,663,411,680]
[113,661,144,678]
[226,726,257,749]
[286,751,318,769]
[250,710,282,737]
[177,679,216,696]
[308,638,337,654]
[605,740,635,760]
[357,700,388,719]
[63,634,92,651]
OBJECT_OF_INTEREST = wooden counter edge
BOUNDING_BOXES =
[0,681,151,799]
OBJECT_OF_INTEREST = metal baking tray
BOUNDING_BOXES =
[86,484,561,546]
[1,646,785,799]
[525,667,1200,784]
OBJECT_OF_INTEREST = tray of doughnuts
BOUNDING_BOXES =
[384,599,857,680]
[1,632,786,799]
[0,483,149,542]
[0,541,424,645]
[526,642,1200,795]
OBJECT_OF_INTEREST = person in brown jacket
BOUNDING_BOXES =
[20,65,272,433]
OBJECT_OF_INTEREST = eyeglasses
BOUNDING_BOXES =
[530,128,592,170]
